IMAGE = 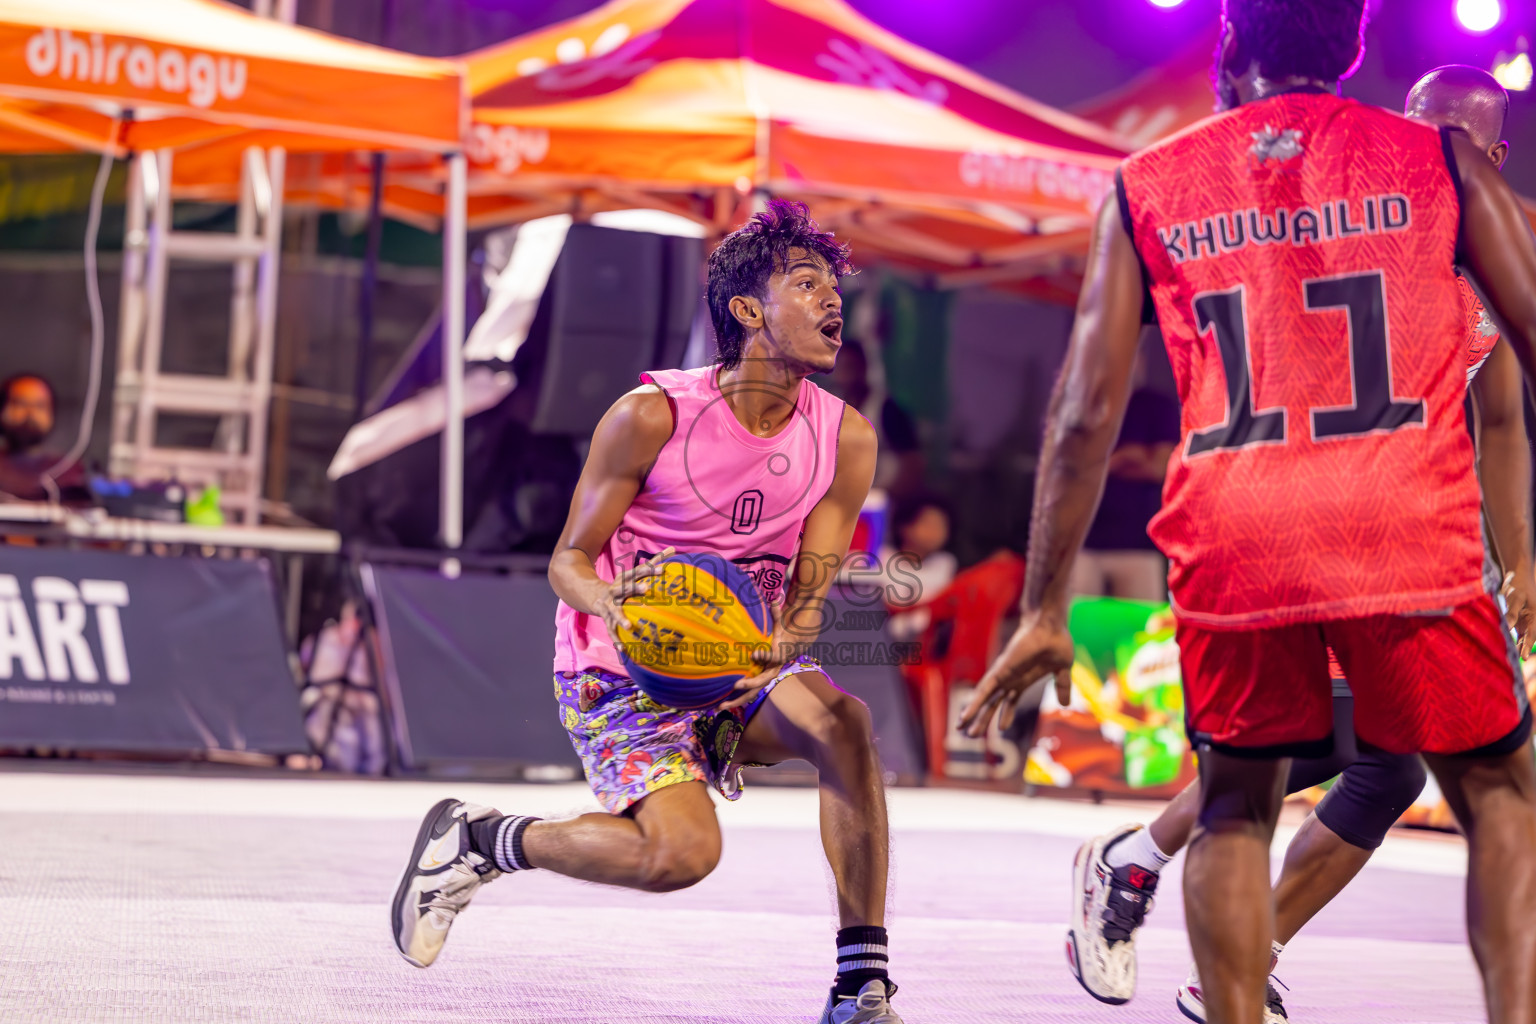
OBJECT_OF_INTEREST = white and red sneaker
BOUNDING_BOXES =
[1066,824,1160,1004]
[1177,964,1289,1023]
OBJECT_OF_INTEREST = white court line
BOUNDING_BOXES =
[0,772,1468,877]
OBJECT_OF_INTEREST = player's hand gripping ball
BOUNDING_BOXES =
[616,551,772,709]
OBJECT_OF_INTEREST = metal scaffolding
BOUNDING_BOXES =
[107,0,294,526]
[110,146,286,525]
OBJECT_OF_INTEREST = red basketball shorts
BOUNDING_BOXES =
[1178,595,1531,757]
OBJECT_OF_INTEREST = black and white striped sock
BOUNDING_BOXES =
[834,925,890,998]
[468,814,540,872]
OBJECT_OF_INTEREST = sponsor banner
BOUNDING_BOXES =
[363,563,582,769]
[465,122,550,175]
[363,565,925,778]
[24,27,247,110]
[956,148,1117,210]
[772,126,1118,216]
[458,123,1117,217]
[0,20,462,151]
[1024,597,1515,830]
[0,545,306,754]
[1026,597,1195,797]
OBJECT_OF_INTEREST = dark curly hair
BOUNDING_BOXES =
[1222,0,1369,84]
[706,199,854,370]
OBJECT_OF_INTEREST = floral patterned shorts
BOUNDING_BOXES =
[554,657,823,814]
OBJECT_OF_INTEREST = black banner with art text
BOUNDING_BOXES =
[0,546,306,754]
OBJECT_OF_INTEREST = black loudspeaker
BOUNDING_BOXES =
[334,410,580,554]
[655,229,703,370]
[334,223,703,554]
[527,224,703,435]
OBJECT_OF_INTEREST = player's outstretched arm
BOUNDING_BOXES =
[960,190,1146,737]
[1470,342,1536,653]
[548,386,677,638]
[1020,195,1147,616]
[723,409,876,709]
[1453,132,1536,387]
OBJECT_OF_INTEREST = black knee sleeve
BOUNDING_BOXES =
[1286,747,1356,793]
[1313,747,1428,850]
[1285,695,1359,793]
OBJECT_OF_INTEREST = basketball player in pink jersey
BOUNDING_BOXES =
[391,201,903,1024]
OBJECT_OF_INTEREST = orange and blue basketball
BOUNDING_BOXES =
[616,552,773,709]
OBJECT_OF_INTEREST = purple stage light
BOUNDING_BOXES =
[1148,0,1187,7]
[1456,0,1502,32]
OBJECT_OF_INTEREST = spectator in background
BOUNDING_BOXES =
[1070,377,1180,602]
[826,338,924,495]
[1,374,54,453]
[882,492,958,639]
[0,373,81,501]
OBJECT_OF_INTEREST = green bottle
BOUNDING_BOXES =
[185,485,225,527]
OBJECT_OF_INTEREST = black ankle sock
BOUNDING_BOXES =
[467,814,540,872]
[467,817,501,862]
[833,925,890,998]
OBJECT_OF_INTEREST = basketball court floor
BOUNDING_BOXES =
[0,770,1479,1023]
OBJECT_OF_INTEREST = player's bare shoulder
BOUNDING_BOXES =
[837,401,877,456]
[601,384,676,441]
[588,383,678,476]
[834,400,878,487]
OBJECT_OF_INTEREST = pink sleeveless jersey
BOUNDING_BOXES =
[553,365,848,675]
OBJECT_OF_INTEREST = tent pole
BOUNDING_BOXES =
[354,152,385,422]
[111,152,148,475]
[243,147,286,525]
[441,152,467,552]
[132,150,173,477]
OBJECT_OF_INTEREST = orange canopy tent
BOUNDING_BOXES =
[163,0,1135,534]
[0,0,474,535]
[177,0,1130,282]
[0,0,464,155]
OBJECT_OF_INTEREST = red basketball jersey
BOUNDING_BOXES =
[1118,91,1483,628]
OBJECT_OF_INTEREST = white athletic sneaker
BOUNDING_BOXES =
[1176,964,1289,1022]
[1065,824,1160,1004]
[818,980,904,1023]
[391,798,503,968]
